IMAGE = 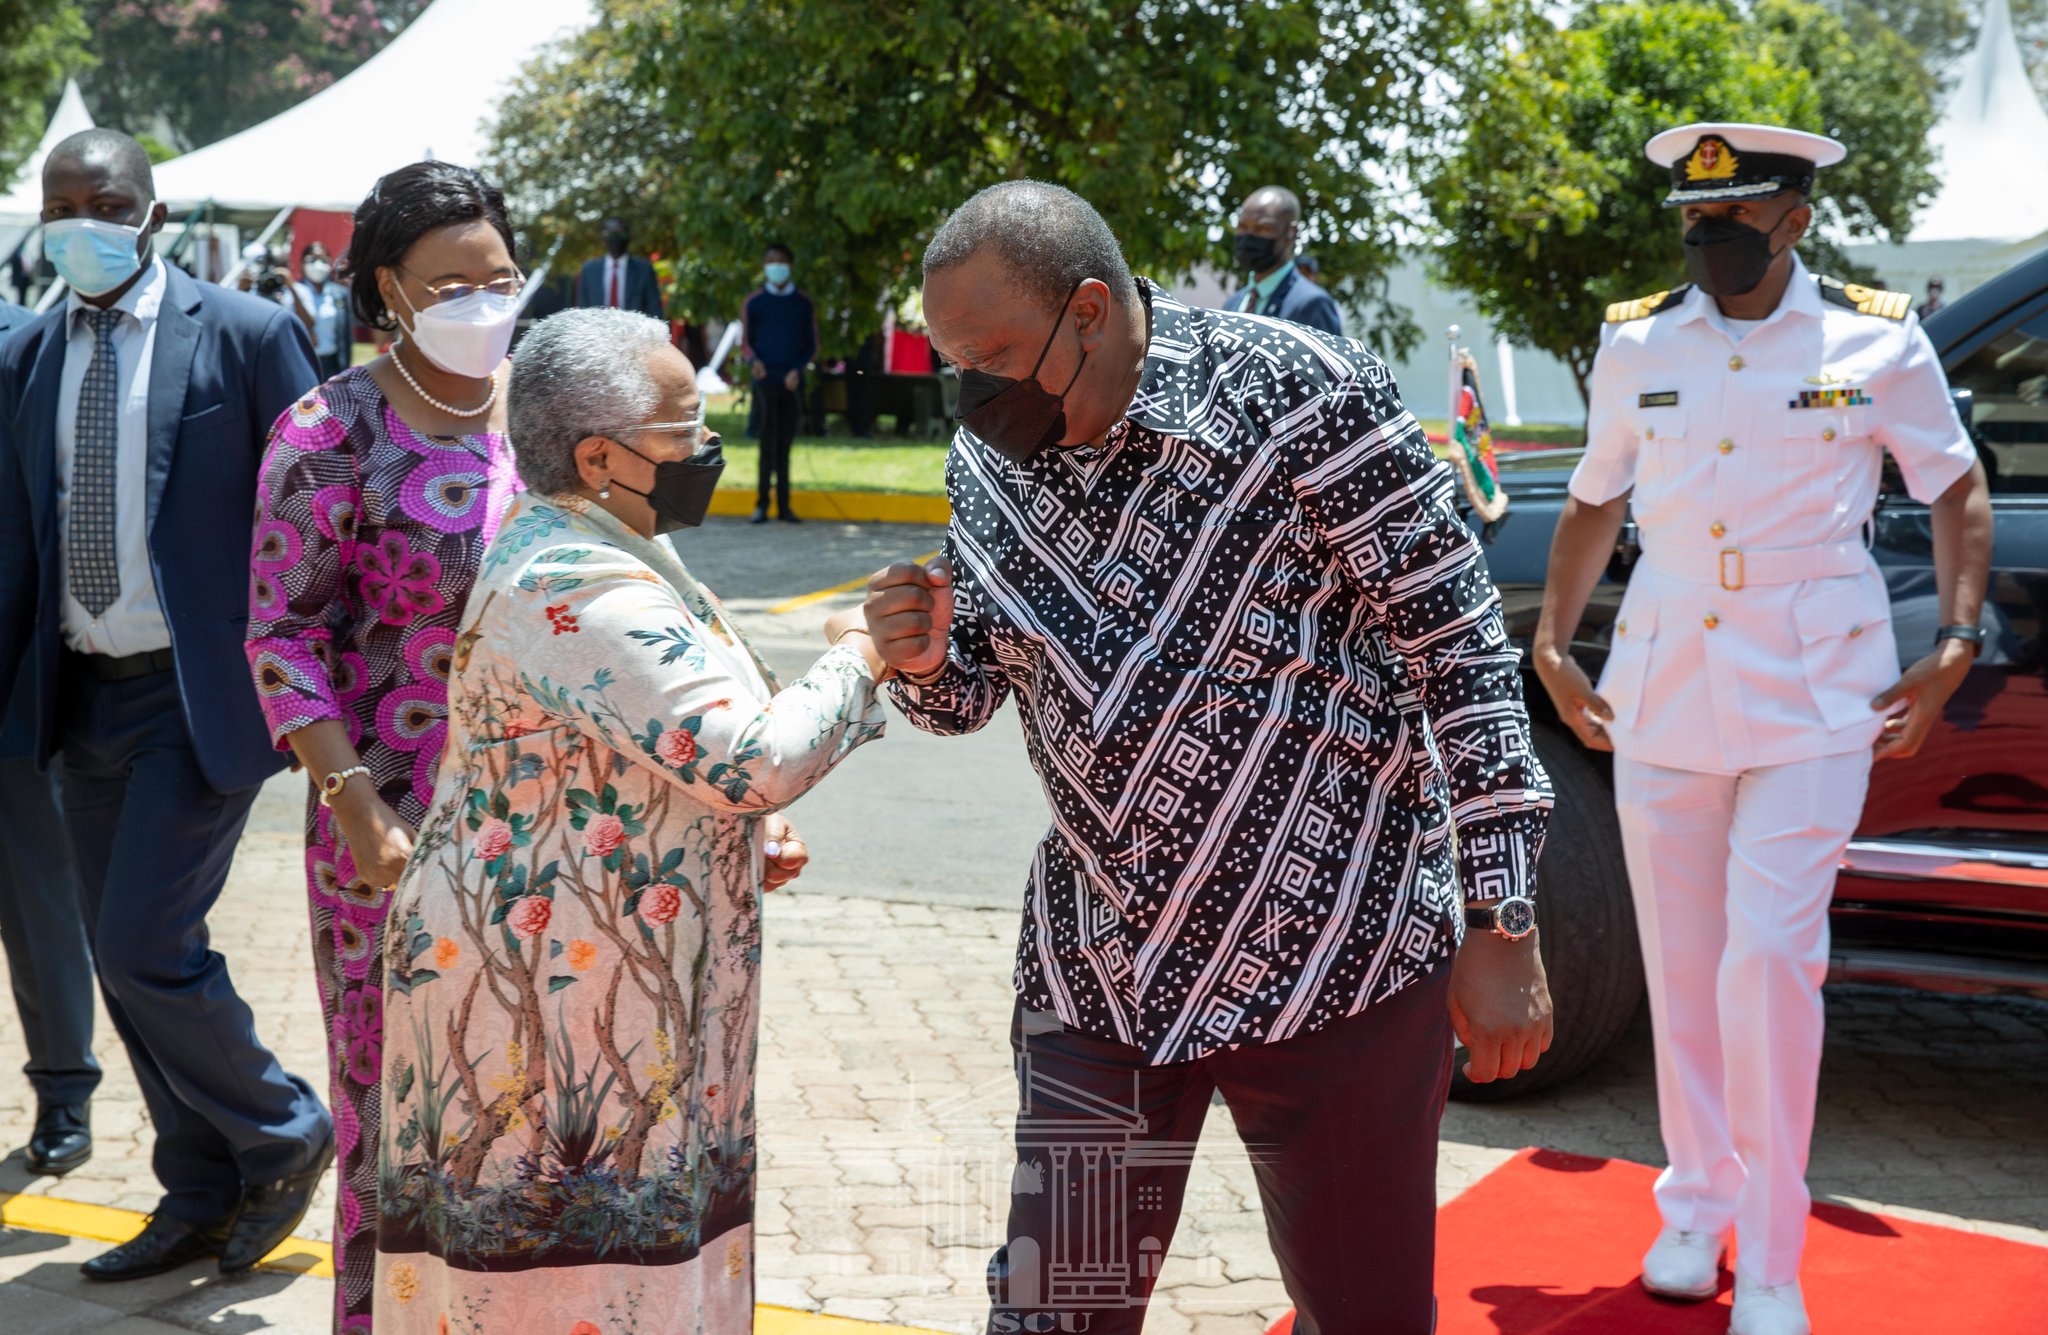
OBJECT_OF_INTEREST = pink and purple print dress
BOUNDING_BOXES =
[246,366,520,1334]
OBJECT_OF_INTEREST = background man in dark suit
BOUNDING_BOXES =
[1229,184,1344,337]
[0,129,331,1282]
[574,216,666,320]
[0,293,101,1182]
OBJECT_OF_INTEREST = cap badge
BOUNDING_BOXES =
[1685,137,1739,182]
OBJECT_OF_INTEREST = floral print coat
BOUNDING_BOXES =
[374,495,885,1334]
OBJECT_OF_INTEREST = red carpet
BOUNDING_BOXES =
[1266,1148,2048,1334]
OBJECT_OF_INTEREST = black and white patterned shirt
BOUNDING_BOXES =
[888,282,1551,1064]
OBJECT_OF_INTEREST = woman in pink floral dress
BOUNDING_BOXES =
[245,163,523,1335]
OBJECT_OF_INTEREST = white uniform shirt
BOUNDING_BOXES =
[56,255,172,656]
[1570,254,1976,774]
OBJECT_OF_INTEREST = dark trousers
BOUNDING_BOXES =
[0,754,100,1109]
[316,351,348,382]
[59,666,328,1223]
[990,963,1453,1335]
[757,373,801,512]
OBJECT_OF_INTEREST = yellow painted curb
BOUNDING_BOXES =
[0,1192,947,1331]
[769,550,940,616]
[0,1189,332,1276]
[710,489,950,525]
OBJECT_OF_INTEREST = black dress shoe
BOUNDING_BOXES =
[26,1103,91,1176]
[777,510,802,523]
[749,506,770,524]
[81,1213,231,1281]
[218,1127,336,1274]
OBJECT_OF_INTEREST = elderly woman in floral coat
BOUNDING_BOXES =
[373,309,888,1334]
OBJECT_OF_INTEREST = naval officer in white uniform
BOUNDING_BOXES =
[1533,123,1993,1335]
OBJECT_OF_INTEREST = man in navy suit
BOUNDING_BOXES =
[1229,185,1344,337]
[574,216,666,320]
[0,292,103,1183]
[0,129,331,1281]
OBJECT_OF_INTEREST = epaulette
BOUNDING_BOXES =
[1605,286,1692,323]
[1817,276,1911,320]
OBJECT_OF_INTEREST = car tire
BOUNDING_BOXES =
[1448,721,1645,1102]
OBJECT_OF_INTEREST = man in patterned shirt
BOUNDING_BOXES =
[863,181,1555,1334]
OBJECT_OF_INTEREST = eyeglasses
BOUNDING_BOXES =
[597,419,717,457]
[400,264,525,305]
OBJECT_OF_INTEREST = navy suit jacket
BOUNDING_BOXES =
[575,255,666,322]
[0,265,320,791]
[1235,267,1344,338]
[0,297,34,761]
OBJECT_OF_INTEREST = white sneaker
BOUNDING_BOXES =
[1730,1275,1811,1335]
[1640,1225,1726,1300]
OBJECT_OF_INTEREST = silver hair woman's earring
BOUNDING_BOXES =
[599,483,611,499]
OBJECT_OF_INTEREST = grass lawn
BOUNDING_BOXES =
[700,397,1585,500]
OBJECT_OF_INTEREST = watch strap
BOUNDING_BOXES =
[1463,905,1498,931]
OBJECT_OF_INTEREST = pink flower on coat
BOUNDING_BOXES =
[507,896,551,940]
[639,882,682,926]
[477,819,515,861]
[655,727,697,768]
[584,813,627,858]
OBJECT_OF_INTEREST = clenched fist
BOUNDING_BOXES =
[863,557,955,678]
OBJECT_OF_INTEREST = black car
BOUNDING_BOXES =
[1451,247,2048,1100]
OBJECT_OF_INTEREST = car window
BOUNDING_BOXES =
[1948,304,2048,494]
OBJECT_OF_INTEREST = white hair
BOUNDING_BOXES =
[508,308,674,496]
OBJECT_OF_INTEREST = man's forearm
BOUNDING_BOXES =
[1536,495,1630,662]
[1929,461,1993,629]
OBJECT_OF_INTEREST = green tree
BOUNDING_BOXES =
[0,2,91,190]
[492,0,1462,356]
[1424,0,1938,406]
[76,1,424,152]
[482,0,690,295]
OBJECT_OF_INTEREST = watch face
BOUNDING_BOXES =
[1498,897,1537,938]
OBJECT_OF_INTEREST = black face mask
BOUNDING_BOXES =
[1683,215,1785,297]
[604,233,629,257]
[611,439,725,535]
[954,280,1088,466]
[1233,232,1281,274]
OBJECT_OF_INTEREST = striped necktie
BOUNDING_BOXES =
[68,308,123,617]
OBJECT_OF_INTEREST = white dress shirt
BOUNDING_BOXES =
[1571,254,1976,774]
[56,255,171,656]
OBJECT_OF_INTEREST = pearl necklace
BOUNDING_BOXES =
[393,340,498,418]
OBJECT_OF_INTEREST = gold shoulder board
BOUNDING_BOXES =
[1817,276,1912,321]
[1605,286,1690,324]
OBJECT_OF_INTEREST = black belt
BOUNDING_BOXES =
[67,647,176,682]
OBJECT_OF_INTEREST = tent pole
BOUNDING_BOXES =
[218,203,294,287]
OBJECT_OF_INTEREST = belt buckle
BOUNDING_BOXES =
[1719,549,1745,591]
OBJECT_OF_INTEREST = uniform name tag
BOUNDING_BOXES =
[1638,391,1680,408]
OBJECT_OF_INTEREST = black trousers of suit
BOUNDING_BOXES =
[988,962,1453,1335]
[0,754,100,1109]
[58,665,328,1223]
[757,372,801,512]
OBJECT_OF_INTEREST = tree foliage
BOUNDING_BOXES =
[0,1,91,189]
[491,0,1461,355]
[75,1,423,152]
[482,0,689,284]
[1424,0,1939,404]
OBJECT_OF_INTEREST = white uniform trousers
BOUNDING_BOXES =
[1613,750,1871,1287]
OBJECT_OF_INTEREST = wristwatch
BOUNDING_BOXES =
[1465,895,1537,941]
[319,764,372,808]
[1935,624,1986,658]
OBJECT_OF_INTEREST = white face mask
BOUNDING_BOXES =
[303,259,332,285]
[397,285,520,379]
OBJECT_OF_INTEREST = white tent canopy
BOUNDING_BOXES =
[151,0,596,212]
[1856,0,2048,302]
[0,79,94,222]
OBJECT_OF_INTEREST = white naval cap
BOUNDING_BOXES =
[1645,122,1847,207]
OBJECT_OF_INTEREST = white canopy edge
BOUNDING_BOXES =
[1914,0,2048,244]
[0,79,95,223]
[151,0,596,213]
